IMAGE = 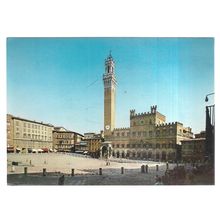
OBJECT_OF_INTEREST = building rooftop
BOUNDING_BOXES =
[53,129,83,137]
[181,138,205,142]
[8,114,54,127]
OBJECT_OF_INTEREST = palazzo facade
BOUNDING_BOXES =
[103,53,193,161]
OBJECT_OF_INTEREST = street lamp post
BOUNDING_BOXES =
[205,93,214,102]
[205,92,214,166]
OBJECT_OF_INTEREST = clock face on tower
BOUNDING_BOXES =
[105,125,110,130]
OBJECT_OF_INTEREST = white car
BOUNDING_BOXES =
[37,149,44,153]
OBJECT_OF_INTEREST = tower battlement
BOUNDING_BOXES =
[156,122,176,127]
[130,105,161,119]
[155,121,183,128]
[151,105,157,113]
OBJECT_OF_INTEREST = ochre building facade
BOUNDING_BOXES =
[84,132,104,157]
[7,114,53,153]
[53,127,83,152]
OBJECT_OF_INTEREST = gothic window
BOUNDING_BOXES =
[117,133,120,137]
[122,144,125,148]
[149,131,153,137]
[156,143,160,148]
[127,132,130,137]
[122,132,125,137]
[127,144,130,148]
[138,131,141,136]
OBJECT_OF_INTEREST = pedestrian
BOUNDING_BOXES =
[58,175,65,185]
[155,177,163,185]
[11,165,15,172]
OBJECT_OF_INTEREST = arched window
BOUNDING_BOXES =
[156,143,160,148]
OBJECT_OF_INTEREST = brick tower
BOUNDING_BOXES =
[103,52,117,138]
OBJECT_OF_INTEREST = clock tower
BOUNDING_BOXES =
[103,52,117,138]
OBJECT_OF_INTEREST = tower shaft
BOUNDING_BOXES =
[103,53,116,137]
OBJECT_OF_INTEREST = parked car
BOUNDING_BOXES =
[83,151,89,155]
[41,148,49,153]
[38,149,44,153]
[16,148,21,153]
[7,147,14,153]
[32,149,37,153]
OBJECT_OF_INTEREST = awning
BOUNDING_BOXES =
[7,147,14,149]
[7,147,14,152]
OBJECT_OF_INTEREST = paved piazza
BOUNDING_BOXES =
[7,153,176,185]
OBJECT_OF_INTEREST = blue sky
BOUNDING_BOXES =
[7,38,214,134]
